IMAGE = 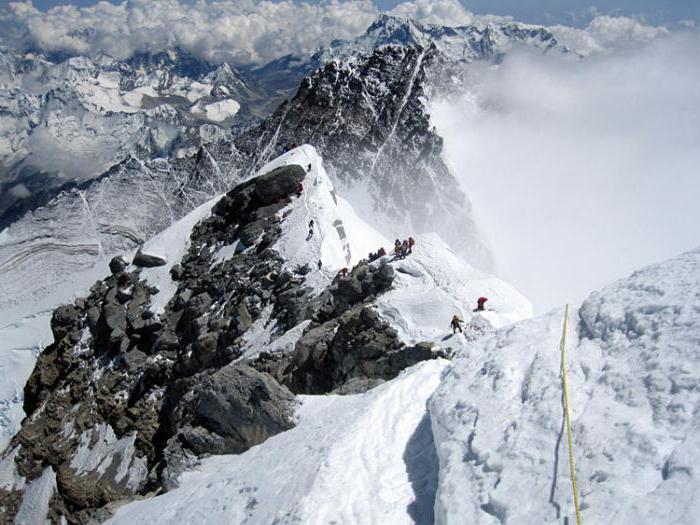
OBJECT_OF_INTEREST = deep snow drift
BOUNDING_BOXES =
[430,246,700,524]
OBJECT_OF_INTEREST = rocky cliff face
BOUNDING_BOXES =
[235,43,490,269]
[0,15,569,313]
[0,159,445,522]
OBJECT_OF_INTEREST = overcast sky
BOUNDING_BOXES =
[1,0,698,27]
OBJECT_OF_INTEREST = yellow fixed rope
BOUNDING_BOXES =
[560,304,582,525]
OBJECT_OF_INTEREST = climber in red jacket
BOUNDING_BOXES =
[474,297,488,312]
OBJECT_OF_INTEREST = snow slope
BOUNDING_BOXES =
[257,145,387,293]
[136,197,222,314]
[376,234,531,345]
[429,247,700,524]
[0,261,109,451]
[109,360,448,525]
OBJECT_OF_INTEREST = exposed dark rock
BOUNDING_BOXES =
[50,304,82,342]
[3,161,447,522]
[132,249,167,268]
[169,263,184,281]
[109,255,128,275]
[164,364,295,459]
[270,304,447,395]
[101,303,127,334]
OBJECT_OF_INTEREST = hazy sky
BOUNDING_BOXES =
[2,0,698,26]
[431,32,700,313]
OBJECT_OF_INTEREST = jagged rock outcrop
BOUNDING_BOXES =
[159,364,295,487]
[0,15,569,311]
[280,304,446,395]
[255,259,447,394]
[232,43,491,268]
[0,161,447,522]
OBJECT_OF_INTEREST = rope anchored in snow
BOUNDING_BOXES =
[560,304,582,525]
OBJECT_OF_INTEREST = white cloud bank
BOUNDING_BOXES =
[0,0,380,64]
[431,32,700,313]
[0,0,483,64]
[1,0,675,65]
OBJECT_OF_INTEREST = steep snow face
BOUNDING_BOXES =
[429,247,700,524]
[375,234,531,345]
[108,360,448,525]
[260,145,385,292]
[0,261,109,451]
[0,146,243,311]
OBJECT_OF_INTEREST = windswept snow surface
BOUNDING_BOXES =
[376,234,532,345]
[109,360,448,525]
[259,145,386,293]
[136,196,222,314]
[429,247,700,524]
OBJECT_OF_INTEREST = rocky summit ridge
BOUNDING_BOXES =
[0,149,448,523]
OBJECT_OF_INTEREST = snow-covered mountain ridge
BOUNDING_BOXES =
[113,220,700,524]
[1,144,698,524]
[0,46,295,229]
[0,13,569,327]
[321,14,565,64]
[0,145,529,522]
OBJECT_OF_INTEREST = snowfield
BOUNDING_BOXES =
[430,247,700,524]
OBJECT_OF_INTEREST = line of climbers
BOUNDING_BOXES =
[368,237,415,262]
[450,297,489,334]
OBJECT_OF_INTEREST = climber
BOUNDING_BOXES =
[306,219,314,241]
[474,297,488,312]
[394,239,402,257]
[450,315,463,334]
[368,251,378,262]
[377,247,386,257]
[408,236,415,254]
[401,239,409,258]
[339,267,349,278]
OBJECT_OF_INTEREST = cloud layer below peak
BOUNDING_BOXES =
[0,0,681,65]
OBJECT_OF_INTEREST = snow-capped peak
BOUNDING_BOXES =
[321,14,566,63]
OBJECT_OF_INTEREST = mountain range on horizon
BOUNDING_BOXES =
[0,7,698,525]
